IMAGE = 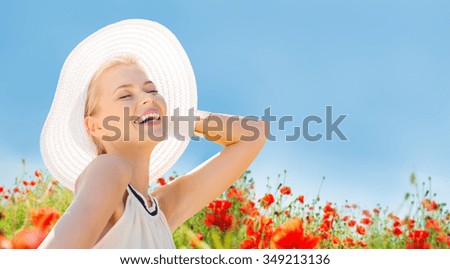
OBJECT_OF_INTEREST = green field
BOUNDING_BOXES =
[0,159,449,249]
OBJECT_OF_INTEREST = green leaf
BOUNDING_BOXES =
[211,230,224,249]
[223,230,232,249]
[410,172,416,185]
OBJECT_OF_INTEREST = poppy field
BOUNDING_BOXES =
[0,159,449,249]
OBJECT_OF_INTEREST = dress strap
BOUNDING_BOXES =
[127,184,158,216]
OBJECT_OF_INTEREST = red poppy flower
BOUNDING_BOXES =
[240,238,257,249]
[421,199,438,211]
[392,227,403,236]
[331,236,340,246]
[321,231,330,240]
[322,212,331,220]
[204,200,233,232]
[360,217,372,225]
[323,202,335,214]
[34,170,42,178]
[347,220,356,227]
[270,218,321,249]
[297,195,304,204]
[239,201,259,217]
[30,180,36,187]
[356,225,366,236]
[157,177,166,186]
[0,234,12,249]
[407,219,415,230]
[362,210,372,218]
[406,230,430,249]
[13,187,19,193]
[388,213,400,222]
[425,219,441,232]
[357,240,367,248]
[279,186,292,195]
[319,219,332,232]
[244,218,255,237]
[0,186,3,193]
[342,215,349,222]
[22,181,29,187]
[3,195,9,200]
[241,215,274,249]
[30,206,61,233]
[189,232,204,248]
[11,228,47,249]
[373,208,380,215]
[258,193,275,209]
[436,233,450,247]
[323,203,337,221]
[227,187,245,203]
[344,237,354,247]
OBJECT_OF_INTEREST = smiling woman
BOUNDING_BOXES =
[84,55,141,155]
[83,55,168,154]
[38,18,267,249]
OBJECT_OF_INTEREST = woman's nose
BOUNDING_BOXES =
[138,92,155,106]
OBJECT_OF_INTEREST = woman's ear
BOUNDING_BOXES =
[84,116,103,139]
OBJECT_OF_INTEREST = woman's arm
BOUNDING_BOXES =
[38,154,131,248]
[159,110,268,233]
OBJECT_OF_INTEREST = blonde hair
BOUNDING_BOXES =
[84,54,142,155]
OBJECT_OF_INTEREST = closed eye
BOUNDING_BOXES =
[118,90,158,100]
[119,95,131,99]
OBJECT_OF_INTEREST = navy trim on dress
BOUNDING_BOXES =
[127,184,158,216]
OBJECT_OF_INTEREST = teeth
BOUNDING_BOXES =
[137,112,161,124]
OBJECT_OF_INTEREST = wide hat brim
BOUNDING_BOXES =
[40,18,197,191]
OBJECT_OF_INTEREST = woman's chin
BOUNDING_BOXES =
[132,122,167,142]
[119,137,164,148]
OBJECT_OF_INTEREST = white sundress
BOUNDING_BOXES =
[93,184,176,249]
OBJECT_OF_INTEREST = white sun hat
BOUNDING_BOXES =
[40,18,208,191]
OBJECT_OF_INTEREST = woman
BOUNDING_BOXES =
[38,19,267,248]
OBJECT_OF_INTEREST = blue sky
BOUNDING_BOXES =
[1,0,449,215]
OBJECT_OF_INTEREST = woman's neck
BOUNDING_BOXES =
[105,144,154,196]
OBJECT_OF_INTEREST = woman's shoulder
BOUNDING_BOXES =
[44,154,131,248]
[74,154,132,195]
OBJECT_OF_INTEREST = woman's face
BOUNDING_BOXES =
[86,63,168,149]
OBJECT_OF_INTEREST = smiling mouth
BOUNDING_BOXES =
[134,112,161,125]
